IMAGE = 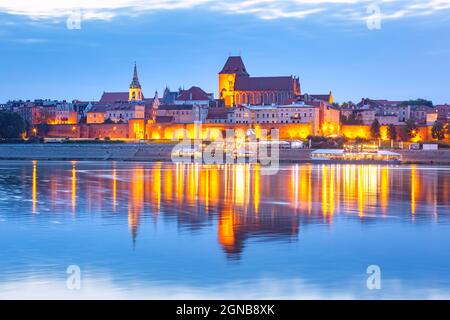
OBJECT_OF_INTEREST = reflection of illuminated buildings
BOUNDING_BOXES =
[32,160,37,214]
[21,162,450,259]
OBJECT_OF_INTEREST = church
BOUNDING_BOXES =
[218,56,301,107]
[87,63,159,124]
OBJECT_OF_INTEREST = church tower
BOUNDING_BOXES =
[219,56,249,107]
[129,63,143,101]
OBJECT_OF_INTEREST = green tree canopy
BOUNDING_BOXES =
[370,119,381,139]
[432,121,445,140]
[0,111,26,139]
[387,124,397,141]
[405,119,418,139]
[401,99,433,107]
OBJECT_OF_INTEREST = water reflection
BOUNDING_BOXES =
[2,161,450,260]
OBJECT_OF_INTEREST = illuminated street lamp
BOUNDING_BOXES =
[32,128,37,136]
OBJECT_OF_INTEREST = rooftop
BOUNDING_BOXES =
[219,56,249,76]
[176,86,212,101]
[234,76,296,91]
[158,104,194,111]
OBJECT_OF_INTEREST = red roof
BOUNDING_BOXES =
[176,86,211,101]
[159,104,194,111]
[219,56,249,76]
[207,107,232,119]
[155,116,174,123]
[99,92,129,104]
[89,102,141,113]
[234,76,295,91]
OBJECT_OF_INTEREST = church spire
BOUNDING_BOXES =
[130,62,141,89]
[129,62,143,101]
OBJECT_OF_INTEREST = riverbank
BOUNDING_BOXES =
[0,144,450,164]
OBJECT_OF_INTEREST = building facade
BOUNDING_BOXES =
[233,101,339,136]
[156,104,207,124]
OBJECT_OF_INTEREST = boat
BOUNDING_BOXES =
[311,144,401,164]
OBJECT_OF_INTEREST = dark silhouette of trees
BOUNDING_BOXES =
[0,111,26,139]
[370,119,381,139]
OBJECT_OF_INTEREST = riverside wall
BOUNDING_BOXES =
[1,144,450,164]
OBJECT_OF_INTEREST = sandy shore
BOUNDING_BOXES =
[0,143,450,164]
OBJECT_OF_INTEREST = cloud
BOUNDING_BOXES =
[0,0,449,22]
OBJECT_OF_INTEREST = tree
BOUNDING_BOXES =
[104,118,115,124]
[401,99,433,108]
[387,124,397,141]
[405,119,418,140]
[0,111,26,139]
[370,119,381,140]
[432,121,445,140]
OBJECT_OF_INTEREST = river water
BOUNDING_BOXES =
[0,161,449,299]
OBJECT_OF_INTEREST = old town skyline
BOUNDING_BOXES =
[1,2,450,104]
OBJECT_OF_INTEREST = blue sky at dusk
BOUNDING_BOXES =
[0,1,450,104]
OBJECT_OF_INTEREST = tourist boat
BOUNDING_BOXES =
[311,144,401,164]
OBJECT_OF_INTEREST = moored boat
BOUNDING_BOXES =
[311,145,401,164]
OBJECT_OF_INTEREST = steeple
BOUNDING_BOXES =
[129,62,143,101]
[130,62,141,89]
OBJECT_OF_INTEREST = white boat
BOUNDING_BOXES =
[311,145,401,163]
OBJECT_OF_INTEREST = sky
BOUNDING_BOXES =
[0,0,450,104]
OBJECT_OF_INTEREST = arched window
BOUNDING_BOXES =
[256,93,261,104]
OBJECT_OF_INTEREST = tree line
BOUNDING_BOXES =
[0,111,26,139]
[370,118,448,141]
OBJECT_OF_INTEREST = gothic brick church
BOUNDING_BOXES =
[218,56,301,107]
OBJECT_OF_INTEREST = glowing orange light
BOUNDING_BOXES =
[32,160,37,214]
[218,208,235,248]
[112,163,117,211]
[71,161,77,211]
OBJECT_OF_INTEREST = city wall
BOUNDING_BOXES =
[42,122,448,142]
